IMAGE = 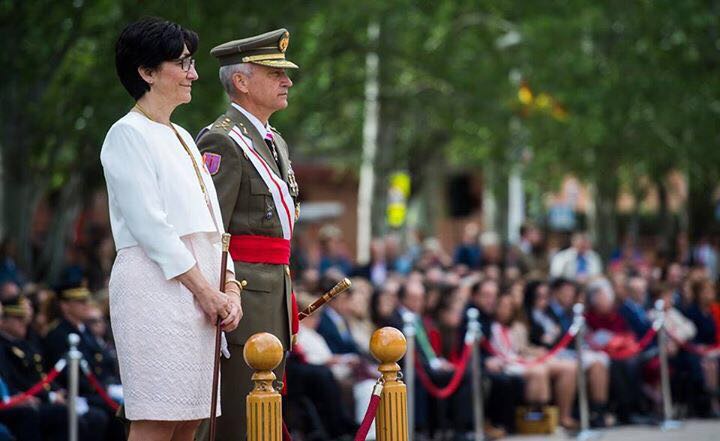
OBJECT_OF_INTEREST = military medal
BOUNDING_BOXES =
[287,160,299,195]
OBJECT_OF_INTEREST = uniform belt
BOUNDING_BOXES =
[229,235,291,264]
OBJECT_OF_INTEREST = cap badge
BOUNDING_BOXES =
[279,32,289,53]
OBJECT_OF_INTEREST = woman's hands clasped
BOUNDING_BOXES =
[220,289,243,332]
[197,288,242,332]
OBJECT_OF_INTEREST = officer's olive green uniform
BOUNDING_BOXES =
[195,29,299,441]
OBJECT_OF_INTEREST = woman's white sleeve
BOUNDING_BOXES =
[101,124,195,279]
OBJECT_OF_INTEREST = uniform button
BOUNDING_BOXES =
[265,209,273,220]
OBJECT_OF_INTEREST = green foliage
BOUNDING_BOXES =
[2,0,719,273]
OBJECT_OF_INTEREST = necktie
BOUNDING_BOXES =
[264,132,279,162]
[576,253,588,276]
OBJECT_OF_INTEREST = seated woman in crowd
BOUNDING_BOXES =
[684,278,720,415]
[584,278,650,422]
[526,279,612,426]
[489,293,578,429]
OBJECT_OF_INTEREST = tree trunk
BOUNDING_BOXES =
[356,20,380,265]
[594,178,619,260]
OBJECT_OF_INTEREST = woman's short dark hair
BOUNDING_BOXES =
[115,17,198,100]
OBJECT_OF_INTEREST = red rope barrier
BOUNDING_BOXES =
[354,393,382,441]
[481,328,575,367]
[415,342,472,399]
[601,327,658,360]
[80,362,120,412]
[0,366,62,410]
[282,420,292,441]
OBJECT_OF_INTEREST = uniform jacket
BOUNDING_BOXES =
[197,103,298,349]
[43,318,118,392]
[0,332,54,401]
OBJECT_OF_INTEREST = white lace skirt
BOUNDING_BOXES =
[109,232,221,421]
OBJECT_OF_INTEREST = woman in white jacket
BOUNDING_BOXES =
[101,17,242,441]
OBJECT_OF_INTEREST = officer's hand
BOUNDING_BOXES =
[220,293,242,332]
[197,288,231,324]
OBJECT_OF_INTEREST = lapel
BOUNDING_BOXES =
[225,105,281,176]
[272,130,290,183]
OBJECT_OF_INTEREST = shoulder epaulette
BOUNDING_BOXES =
[211,116,233,133]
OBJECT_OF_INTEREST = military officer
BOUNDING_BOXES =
[0,295,109,440]
[195,29,300,440]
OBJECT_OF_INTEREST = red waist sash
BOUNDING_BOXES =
[229,234,298,336]
[229,235,290,265]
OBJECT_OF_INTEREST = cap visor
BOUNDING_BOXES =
[252,59,299,69]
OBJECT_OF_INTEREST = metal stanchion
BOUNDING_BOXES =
[401,312,416,440]
[654,300,682,431]
[572,304,598,441]
[67,333,81,441]
[467,308,485,441]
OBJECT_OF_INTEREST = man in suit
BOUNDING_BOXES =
[550,232,603,282]
[195,29,300,441]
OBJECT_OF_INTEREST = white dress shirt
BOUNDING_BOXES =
[101,111,232,279]
[231,102,270,138]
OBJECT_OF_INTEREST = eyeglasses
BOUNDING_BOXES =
[175,57,196,72]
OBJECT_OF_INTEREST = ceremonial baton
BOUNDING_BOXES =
[298,278,352,321]
[210,234,245,441]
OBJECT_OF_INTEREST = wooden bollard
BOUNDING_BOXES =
[244,333,284,441]
[370,327,409,441]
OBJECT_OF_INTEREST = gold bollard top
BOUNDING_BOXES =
[243,332,284,372]
[370,327,407,364]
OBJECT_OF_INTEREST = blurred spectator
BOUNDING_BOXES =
[685,278,720,414]
[370,278,401,329]
[480,232,502,267]
[384,233,414,275]
[0,283,19,302]
[489,293,578,429]
[288,294,362,439]
[550,232,602,282]
[693,237,719,282]
[316,279,361,355]
[318,225,353,276]
[0,295,109,440]
[546,278,612,427]
[585,278,647,422]
[453,222,482,269]
[467,278,525,433]
[353,238,389,287]
[619,276,653,339]
[345,278,374,353]
[0,239,25,286]
[515,222,548,274]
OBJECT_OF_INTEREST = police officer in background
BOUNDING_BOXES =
[195,29,300,440]
[0,295,108,440]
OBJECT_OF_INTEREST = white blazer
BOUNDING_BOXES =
[101,112,231,279]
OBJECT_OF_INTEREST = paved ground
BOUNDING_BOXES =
[510,420,720,441]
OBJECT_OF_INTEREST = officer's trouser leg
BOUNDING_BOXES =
[196,344,286,441]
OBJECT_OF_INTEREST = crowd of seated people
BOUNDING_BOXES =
[2,222,720,440]
[0,280,122,441]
